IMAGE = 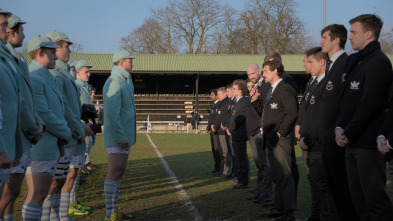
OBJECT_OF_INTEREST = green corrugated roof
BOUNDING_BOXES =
[20,53,393,73]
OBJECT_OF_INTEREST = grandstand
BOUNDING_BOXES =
[20,53,393,132]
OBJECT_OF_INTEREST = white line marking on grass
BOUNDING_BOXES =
[146,134,203,221]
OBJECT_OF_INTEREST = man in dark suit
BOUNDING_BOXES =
[221,84,236,177]
[207,89,222,175]
[300,47,338,221]
[259,60,298,221]
[319,24,359,220]
[227,80,250,189]
[295,54,321,221]
[246,64,273,205]
[212,87,231,177]
[335,14,393,220]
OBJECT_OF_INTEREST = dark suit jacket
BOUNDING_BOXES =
[283,72,298,93]
[213,97,229,135]
[301,76,326,150]
[207,100,221,133]
[337,48,393,148]
[379,84,393,161]
[222,97,235,128]
[296,76,314,129]
[228,97,248,142]
[259,80,298,146]
[319,52,347,145]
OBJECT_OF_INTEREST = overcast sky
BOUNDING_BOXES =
[2,0,392,53]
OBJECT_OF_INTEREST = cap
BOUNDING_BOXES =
[75,60,92,70]
[7,14,26,29]
[0,9,12,18]
[46,31,73,45]
[28,36,59,53]
[112,50,135,63]
[68,59,78,67]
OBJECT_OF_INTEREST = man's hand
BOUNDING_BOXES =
[211,125,216,132]
[12,158,21,167]
[335,127,349,147]
[31,122,44,145]
[377,136,390,155]
[119,140,129,149]
[300,137,309,151]
[0,152,12,169]
[295,125,300,140]
[249,87,259,101]
[77,135,86,144]
[226,129,232,136]
[84,123,94,136]
[58,133,72,146]
[220,123,227,131]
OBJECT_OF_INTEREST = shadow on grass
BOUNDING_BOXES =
[72,147,318,220]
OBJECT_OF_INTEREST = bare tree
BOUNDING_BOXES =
[380,28,393,54]
[244,0,312,54]
[71,41,84,53]
[160,0,228,54]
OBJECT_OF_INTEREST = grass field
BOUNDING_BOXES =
[11,133,393,220]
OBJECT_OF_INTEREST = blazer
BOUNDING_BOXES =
[222,97,235,128]
[379,84,393,161]
[228,96,248,142]
[319,52,347,145]
[247,81,268,136]
[0,42,21,160]
[50,60,85,155]
[295,76,314,127]
[212,97,229,135]
[29,61,71,161]
[300,76,326,150]
[260,80,298,146]
[337,47,393,149]
[7,43,43,152]
[207,100,220,132]
[103,66,136,148]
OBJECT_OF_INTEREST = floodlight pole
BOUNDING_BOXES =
[323,0,326,28]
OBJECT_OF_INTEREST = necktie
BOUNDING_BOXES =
[326,59,332,73]
[265,87,273,104]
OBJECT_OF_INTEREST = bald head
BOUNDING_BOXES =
[247,63,261,84]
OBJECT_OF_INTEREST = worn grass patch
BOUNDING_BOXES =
[10,133,393,220]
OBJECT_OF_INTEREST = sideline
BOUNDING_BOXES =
[146,134,203,221]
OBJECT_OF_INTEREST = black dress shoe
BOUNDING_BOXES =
[260,208,283,218]
[231,183,248,189]
[247,189,256,194]
[305,217,321,221]
[209,169,218,174]
[254,197,271,205]
[245,194,259,200]
[273,214,295,221]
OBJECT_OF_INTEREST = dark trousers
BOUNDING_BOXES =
[291,145,299,202]
[307,149,338,221]
[210,134,221,172]
[266,136,296,211]
[303,149,322,219]
[346,147,393,221]
[219,134,232,175]
[226,135,236,175]
[233,140,249,186]
[249,132,273,200]
[322,143,358,221]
